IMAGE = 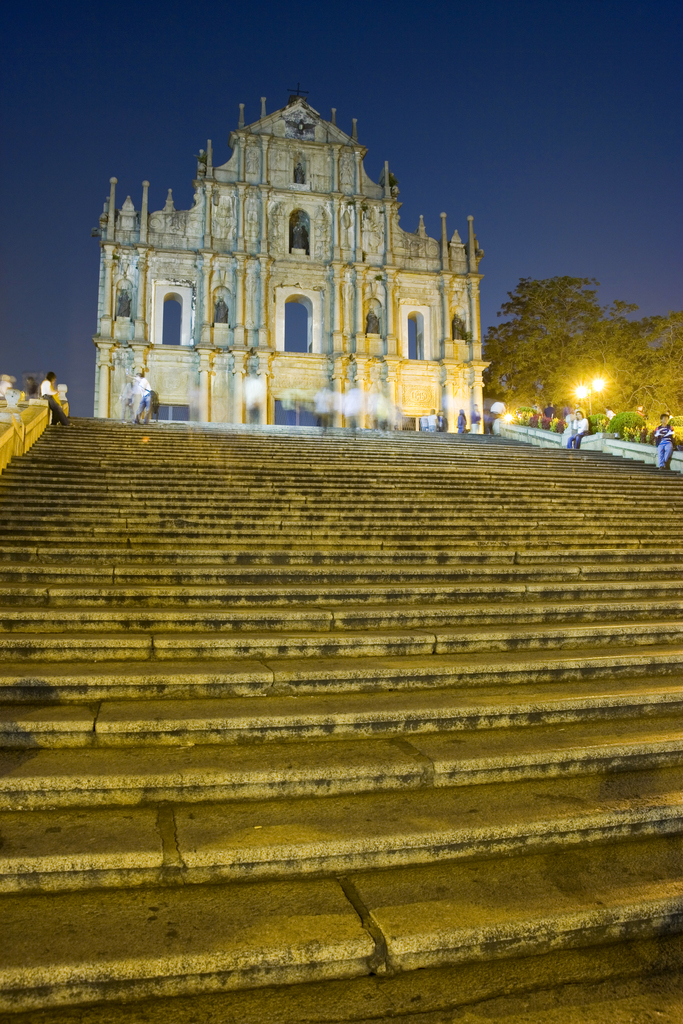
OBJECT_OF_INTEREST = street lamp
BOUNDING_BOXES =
[574,378,607,415]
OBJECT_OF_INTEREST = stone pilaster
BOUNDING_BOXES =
[233,255,245,347]
[200,252,213,346]
[134,248,148,342]
[196,344,214,422]
[258,256,270,348]
[140,181,149,244]
[106,178,117,241]
[231,350,245,423]
[95,343,113,417]
[100,245,115,339]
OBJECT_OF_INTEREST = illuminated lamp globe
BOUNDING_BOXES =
[592,377,606,393]
[575,385,588,400]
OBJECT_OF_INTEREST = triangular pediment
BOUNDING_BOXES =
[241,98,356,146]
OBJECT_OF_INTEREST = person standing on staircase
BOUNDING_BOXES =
[40,372,70,426]
[655,413,675,470]
[132,372,152,425]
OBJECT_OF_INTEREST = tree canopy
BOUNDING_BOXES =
[483,276,683,414]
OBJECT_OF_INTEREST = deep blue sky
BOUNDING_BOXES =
[1,0,680,414]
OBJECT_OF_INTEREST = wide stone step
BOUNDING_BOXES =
[3,766,683,894]
[3,596,683,631]
[3,713,683,808]
[2,646,683,702]
[5,620,683,662]
[3,675,683,748]
[4,560,683,585]
[6,578,683,608]
[1,834,682,1012]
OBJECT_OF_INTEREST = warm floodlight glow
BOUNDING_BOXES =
[575,385,588,400]
[592,377,606,393]
[503,413,514,423]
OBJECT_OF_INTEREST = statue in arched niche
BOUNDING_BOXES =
[365,300,381,335]
[117,290,132,319]
[290,210,310,253]
[214,297,229,324]
[294,160,306,184]
[451,313,466,340]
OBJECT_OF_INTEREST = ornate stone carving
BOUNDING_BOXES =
[339,152,354,193]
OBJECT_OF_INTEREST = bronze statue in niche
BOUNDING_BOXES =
[451,314,466,340]
[294,160,306,184]
[289,210,310,254]
[116,290,132,318]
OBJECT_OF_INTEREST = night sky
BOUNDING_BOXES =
[1,0,680,414]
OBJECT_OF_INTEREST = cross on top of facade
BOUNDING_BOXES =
[287,83,309,98]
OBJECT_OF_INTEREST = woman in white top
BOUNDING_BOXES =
[40,372,70,426]
[566,408,589,449]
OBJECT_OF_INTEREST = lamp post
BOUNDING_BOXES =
[575,377,606,416]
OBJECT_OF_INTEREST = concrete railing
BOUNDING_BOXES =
[0,400,51,475]
[499,423,683,473]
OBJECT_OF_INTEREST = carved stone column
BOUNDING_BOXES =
[134,248,148,341]
[236,184,246,252]
[231,350,245,423]
[332,193,342,261]
[95,343,113,418]
[353,265,365,354]
[139,181,149,244]
[234,255,245,348]
[203,183,213,249]
[196,344,214,422]
[100,245,115,339]
[200,253,213,346]
[258,256,270,348]
[384,269,397,356]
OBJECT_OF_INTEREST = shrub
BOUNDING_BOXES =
[609,411,646,438]
[541,416,552,430]
[552,418,566,433]
[528,414,540,428]
[669,416,683,428]
[588,413,609,433]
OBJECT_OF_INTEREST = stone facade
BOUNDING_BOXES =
[92,96,487,427]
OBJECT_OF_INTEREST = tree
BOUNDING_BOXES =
[483,277,681,414]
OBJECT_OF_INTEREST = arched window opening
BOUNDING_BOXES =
[365,300,382,335]
[408,312,424,360]
[162,294,182,345]
[289,210,310,255]
[284,297,311,353]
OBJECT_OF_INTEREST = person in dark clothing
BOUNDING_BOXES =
[655,413,675,470]
[543,403,556,419]
[40,373,70,426]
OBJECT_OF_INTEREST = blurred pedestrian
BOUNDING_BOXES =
[121,378,136,423]
[132,372,152,424]
[655,413,675,470]
[243,372,266,425]
[471,405,482,433]
[314,385,335,430]
[343,386,363,430]
[457,409,467,433]
[0,374,16,399]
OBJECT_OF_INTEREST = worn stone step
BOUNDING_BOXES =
[2,647,683,702]
[3,714,683,808]
[6,578,683,608]
[3,596,683,631]
[3,675,681,748]
[1,834,683,1012]
[3,766,683,894]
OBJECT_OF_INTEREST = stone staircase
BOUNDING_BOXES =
[1,420,683,1023]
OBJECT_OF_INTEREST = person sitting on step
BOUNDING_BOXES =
[566,408,589,449]
[40,372,70,426]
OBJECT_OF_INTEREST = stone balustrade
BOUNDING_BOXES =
[0,399,50,475]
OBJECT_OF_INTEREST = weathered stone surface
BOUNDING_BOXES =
[2,423,683,1019]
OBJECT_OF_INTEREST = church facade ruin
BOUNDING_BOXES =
[92,95,486,427]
